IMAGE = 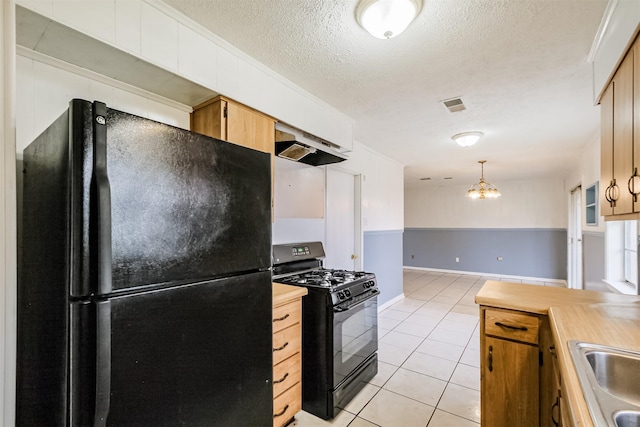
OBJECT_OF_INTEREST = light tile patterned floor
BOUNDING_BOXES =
[292,269,566,427]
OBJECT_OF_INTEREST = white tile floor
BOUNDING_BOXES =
[292,269,566,427]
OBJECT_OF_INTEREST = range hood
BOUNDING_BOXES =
[275,123,347,166]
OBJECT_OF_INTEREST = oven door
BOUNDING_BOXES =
[333,292,378,387]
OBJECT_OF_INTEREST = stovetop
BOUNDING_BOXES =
[272,242,379,305]
[275,268,373,289]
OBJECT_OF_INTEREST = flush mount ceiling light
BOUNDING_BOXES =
[356,0,422,39]
[452,131,483,147]
[467,160,501,200]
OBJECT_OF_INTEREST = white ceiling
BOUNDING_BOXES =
[163,0,607,189]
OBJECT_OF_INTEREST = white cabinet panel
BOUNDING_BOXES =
[216,47,240,99]
[178,24,217,89]
[18,0,53,16]
[115,0,141,54]
[140,2,178,71]
[52,0,115,44]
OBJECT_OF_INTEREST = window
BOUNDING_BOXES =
[605,220,639,295]
[624,221,638,286]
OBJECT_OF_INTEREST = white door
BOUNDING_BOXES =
[325,168,357,270]
[568,186,583,289]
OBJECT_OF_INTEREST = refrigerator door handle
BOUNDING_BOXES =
[92,101,113,295]
[94,300,112,426]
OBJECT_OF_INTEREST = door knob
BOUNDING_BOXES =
[351,254,358,260]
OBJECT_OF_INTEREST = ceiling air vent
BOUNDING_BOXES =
[442,97,466,113]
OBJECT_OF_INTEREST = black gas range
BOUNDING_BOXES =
[272,242,379,420]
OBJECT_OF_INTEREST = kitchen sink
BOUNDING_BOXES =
[586,349,640,406]
[569,341,640,427]
[615,411,640,427]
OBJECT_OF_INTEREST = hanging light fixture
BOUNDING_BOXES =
[452,131,483,147]
[467,160,501,199]
[356,0,422,39]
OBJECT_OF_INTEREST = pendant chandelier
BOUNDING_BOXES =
[467,160,501,199]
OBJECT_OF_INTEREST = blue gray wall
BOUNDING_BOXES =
[583,231,605,289]
[364,230,404,306]
[403,228,568,279]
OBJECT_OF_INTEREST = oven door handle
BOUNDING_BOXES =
[334,289,380,312]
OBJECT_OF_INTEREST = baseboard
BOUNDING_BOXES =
[378,293,405,312]
[403,266,567,286]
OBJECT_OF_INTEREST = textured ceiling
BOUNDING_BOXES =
[163,0,607,188]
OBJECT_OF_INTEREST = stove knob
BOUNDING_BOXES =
[344,289,351,298]
[363,281,370,288]
[338,291,345,300]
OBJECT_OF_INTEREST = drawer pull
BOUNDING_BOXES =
[273,372,289,384]
[273,404,289,418]
[273,342,289,352]
[273,313,290,322]
[495,321,528,331]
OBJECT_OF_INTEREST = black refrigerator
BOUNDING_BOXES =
[17,99,273,426]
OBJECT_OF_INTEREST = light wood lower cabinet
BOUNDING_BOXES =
[480,307,558,427]
[272,293,304,427]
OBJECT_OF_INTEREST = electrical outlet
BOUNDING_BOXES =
[497,256,503,261]
[455,257,459,263]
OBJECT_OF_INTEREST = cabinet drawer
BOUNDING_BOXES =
[485,308,540,344]
[273,381,301,427]
[273,352,301,399]
[273,300,301,333]
[273,324,301,365]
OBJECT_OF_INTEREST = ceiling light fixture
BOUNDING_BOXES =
[467,160,501,199]
[452,131,483,147]
[356,0,422,39]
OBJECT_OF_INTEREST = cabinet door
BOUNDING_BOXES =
[601,83,614,216]
[634,38,640,212]
[613,50,634,214]
[482,336,539,427]
[226,101,275,154]
[190,99,225,140]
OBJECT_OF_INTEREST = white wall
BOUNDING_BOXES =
[272,140,405,244]
[1,1,17,424]
[406,176,567,229]
[341,140,404,232]
[565,134,604,232]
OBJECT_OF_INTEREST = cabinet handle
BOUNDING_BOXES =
[629,168,640,202]
[494,321,528,331]
[273,313,290,322]
[605,182,613,203]
[611,179,619,206]
[273,342,289,352]
[273,372,289,384]
[551,396,560,427]
[488,345,493,372]
[273,404,289,418]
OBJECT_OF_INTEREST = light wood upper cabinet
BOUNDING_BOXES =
[601,34,640,220]
[613,50,634,214]
[634,39,640,213]
[601,83,614,216]
[191,96,276,155]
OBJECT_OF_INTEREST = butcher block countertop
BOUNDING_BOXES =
[272,283,307,307]
[476,280,640,427]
